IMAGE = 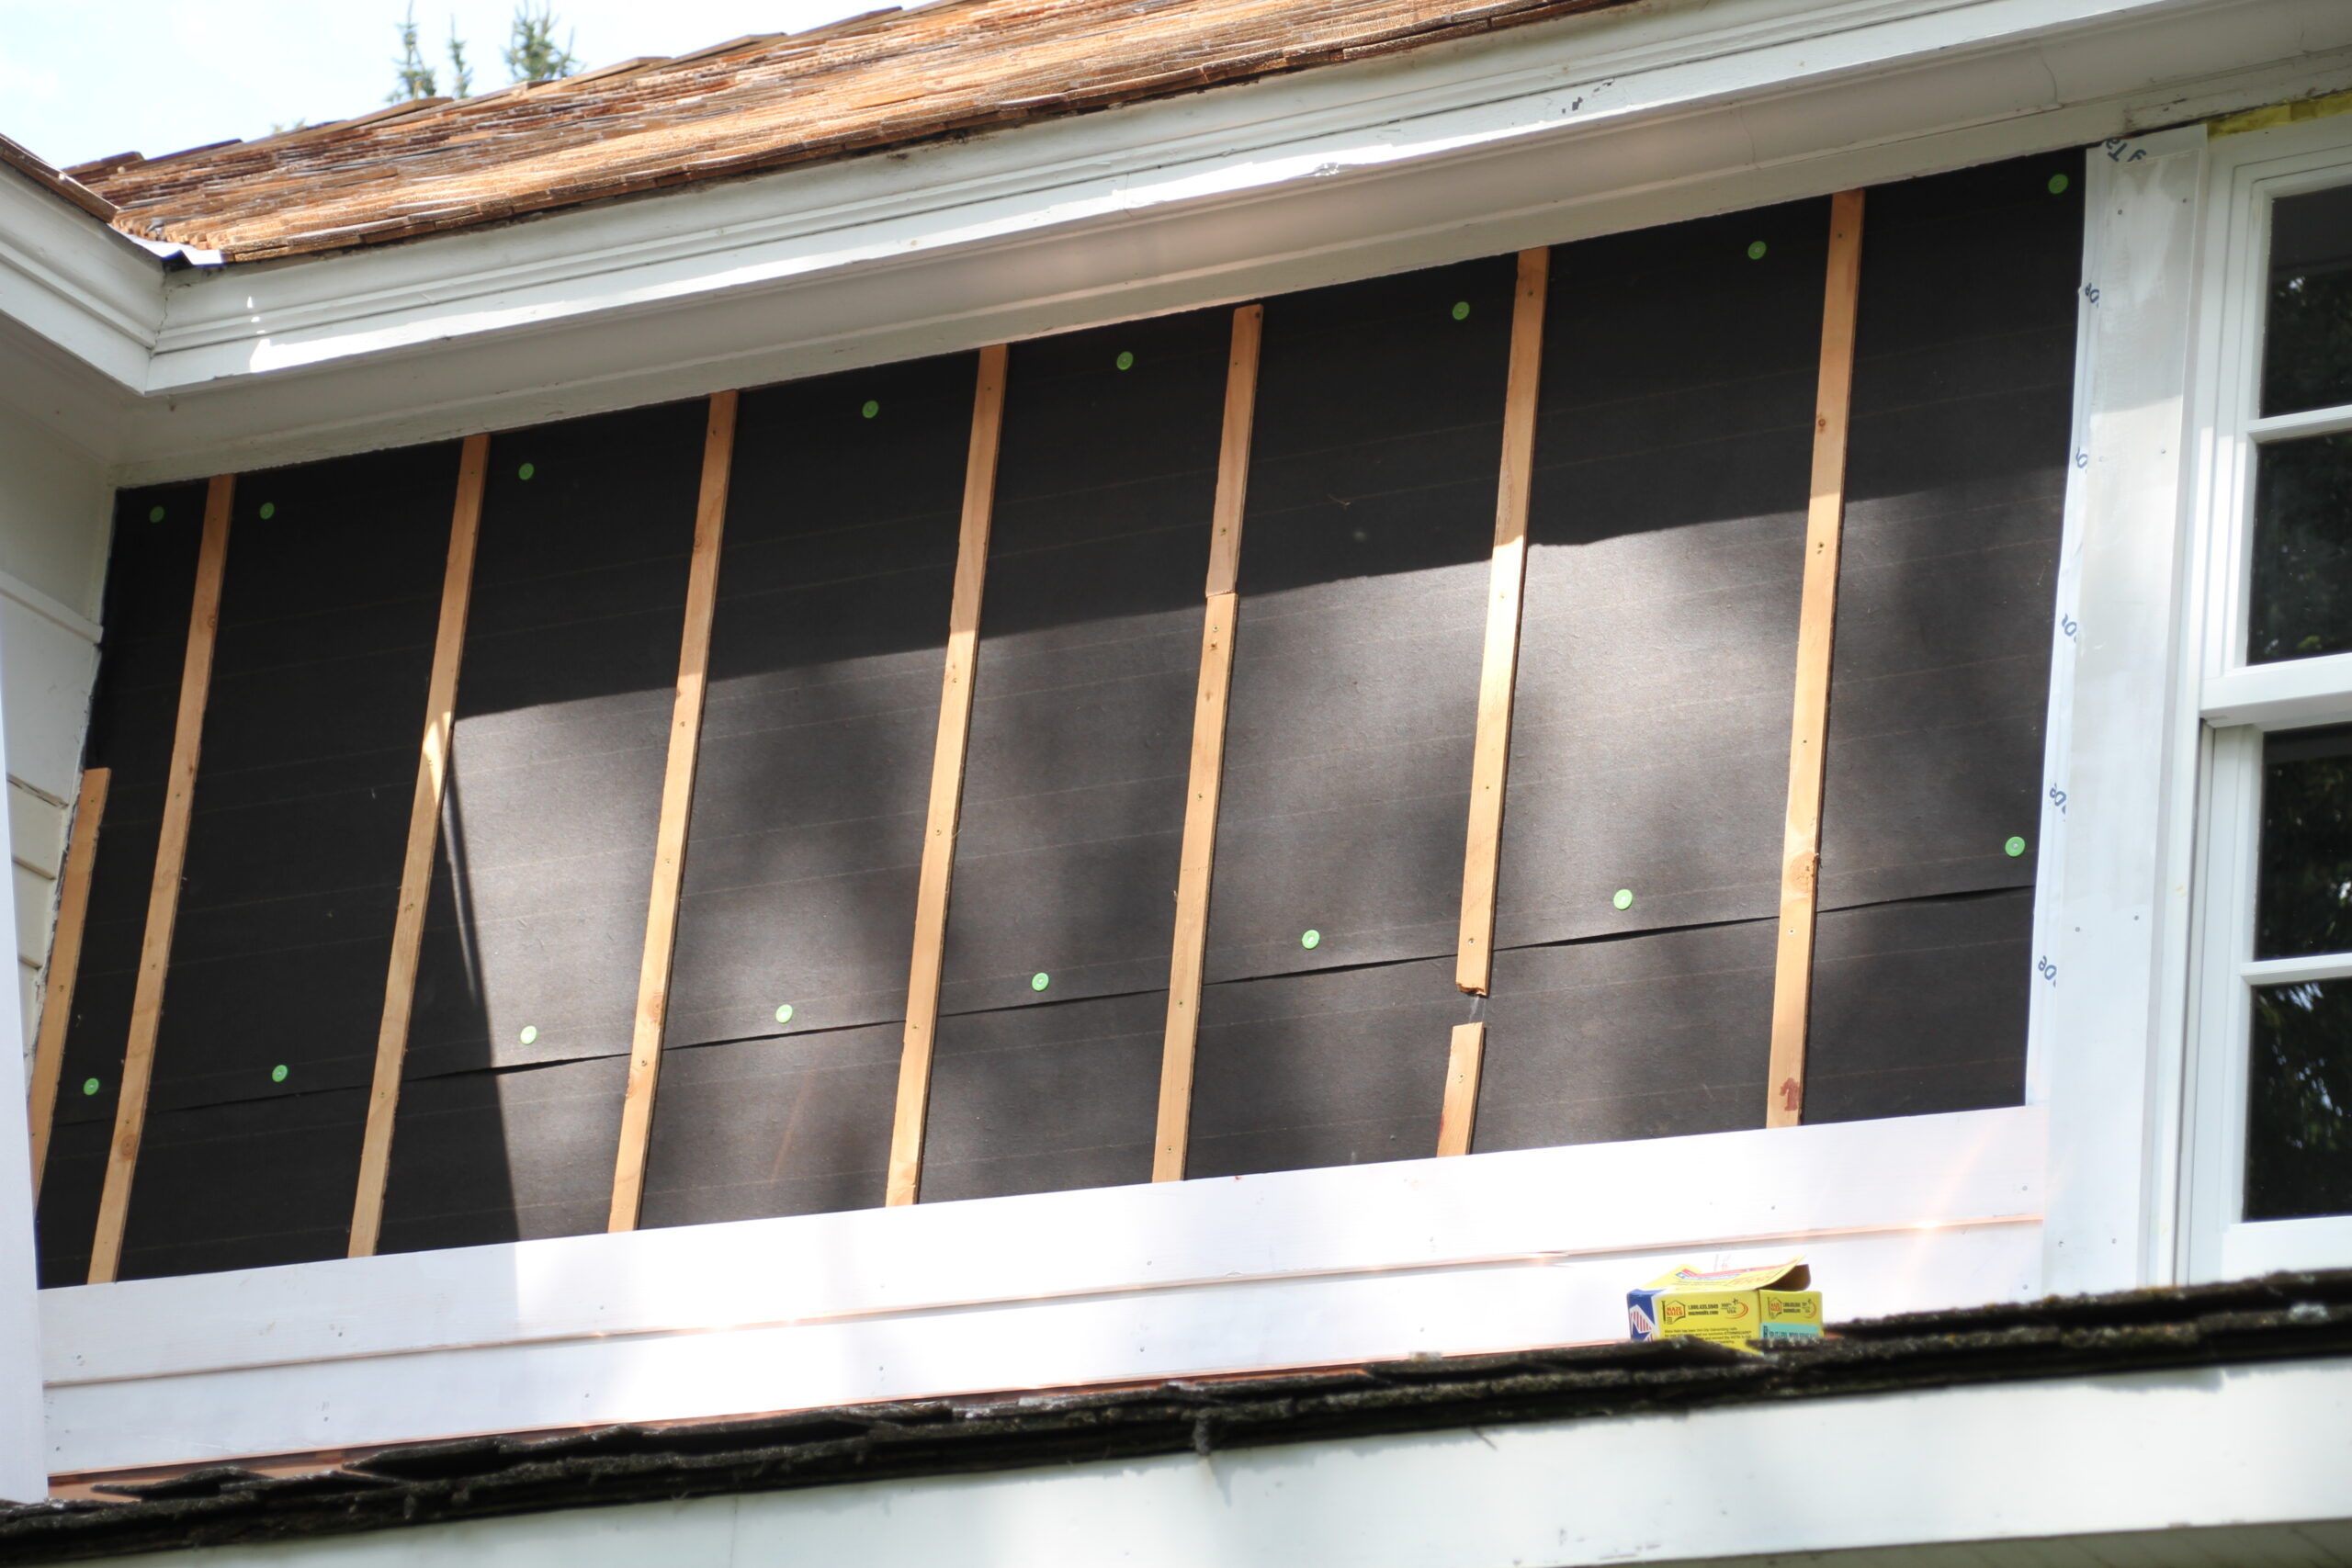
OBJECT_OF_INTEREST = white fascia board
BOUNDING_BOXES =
[0,175,160,389]
[112,1354,2352,1568]
[93,0,2352,483]
[39,1108,2041,1473]
[46,1107,2039,1386]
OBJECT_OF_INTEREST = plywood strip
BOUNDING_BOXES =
[609,390,741,1233]
[1766,188,1867,1130]
[1152,304,1265,1183]
[27,766,110,1196]
[887,345,1009,1208]
[1435,1020,1487,1156]
[345,435,490,1258]
[1455,248,1552,998]
[87,474,233,1284]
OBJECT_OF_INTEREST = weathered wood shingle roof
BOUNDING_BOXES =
[60,0,1633,264]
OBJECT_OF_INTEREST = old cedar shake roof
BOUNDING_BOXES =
[4,1269,2352,1562]
[54,0,1638,265]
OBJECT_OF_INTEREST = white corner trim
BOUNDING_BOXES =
[2037,124,2209,1301]
[40,1107,2041,1473]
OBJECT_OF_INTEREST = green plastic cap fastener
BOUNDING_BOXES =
[2005,836,2028,858]
[82,1077,99,1097]
[1301,929,1321,950]
[519,1024,539,1046]
[147,505,165,523]
[517,461,537,480]
[271,1065,288,1083]
[861,400,880,419]
[1030,972,1050,992]
[1115,350,1135,370]
[775,1004,795,1024]
[1450,300,1470,321]
[2048,173,2071,195]
[1612,888,1634,910]
[1747,241,1768,260]
[257,502,276,520]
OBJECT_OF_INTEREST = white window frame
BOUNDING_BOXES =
[2185,111,2352,1283]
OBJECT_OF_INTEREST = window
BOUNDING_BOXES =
[2191,124,2352,1279]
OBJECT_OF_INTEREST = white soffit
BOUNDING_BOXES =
[5,0,2352,482]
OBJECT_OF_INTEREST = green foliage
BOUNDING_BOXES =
[504,4,582,85]
[447,25,475,98]
[390,4,437,101]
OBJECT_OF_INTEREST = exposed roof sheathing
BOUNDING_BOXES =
[65,0,1634,265]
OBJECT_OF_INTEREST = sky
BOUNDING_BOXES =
[0,1,922,171]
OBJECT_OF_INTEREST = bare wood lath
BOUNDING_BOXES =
[28,765,109,1195]
[1454,246,1551,999]
[888,345,1009,1208]
[1435,1021,1487,1156]
[1766,188,1867,1130]
[89,474,233,1284]
[610,390,740,1232]
[1154,303,1264,1183]
[347,434,489,1258]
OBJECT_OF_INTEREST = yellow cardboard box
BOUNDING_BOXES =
[1626,1258,1822,1347]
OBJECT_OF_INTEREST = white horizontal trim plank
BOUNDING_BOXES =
[41,1107,2042,1473]
[112,1352,2352,1568]
[64,0,2352,484]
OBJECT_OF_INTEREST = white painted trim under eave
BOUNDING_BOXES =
[143,0,2159,381]
[1,0,2344,486]
[110,1354,2352,1568]
[40,1107,2041,1473]
[0,174,160,389]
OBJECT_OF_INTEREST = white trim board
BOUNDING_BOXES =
[42,1106,2042,1475]
[4,0,2352,484]
[109,1352,2352,1568]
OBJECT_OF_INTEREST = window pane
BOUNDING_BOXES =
[2247,433,2352,663]
[2256,725,2352,958]
[2261,183,2352,417]
[2247,978,2352,1220]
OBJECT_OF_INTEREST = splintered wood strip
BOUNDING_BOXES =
[888,345,1009,1208]
[1435,1021,1486,1156]
[347,434,489,1258]
[1767,188,1866,1131]
[28,765,110,1196]
[88,474,233,1285]
[610,390,740,1233]
[1455,247,1550,998]
[1154,304,1263,1182]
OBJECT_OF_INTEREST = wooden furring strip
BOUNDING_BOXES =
[1435,1021,1487,1156]
[1766,188,1867,1130]
[886,345,1009,1208]
[609,390,741,1233]
[1153,303,1263,1183]
[1455,247,1551,998]
[88,474,233,1284]
[346,434,490,1258]
[27,766,110,1195]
